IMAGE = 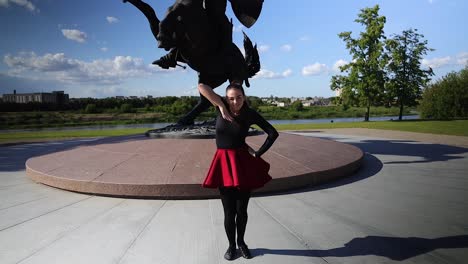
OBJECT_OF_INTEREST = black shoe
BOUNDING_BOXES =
[238,244,252,259]
[224,246,237,261]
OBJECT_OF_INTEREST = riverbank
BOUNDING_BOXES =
[0,120,466,145]
[0,106,413,130]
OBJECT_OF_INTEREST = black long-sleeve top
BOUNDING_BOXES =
[216,101,279,157]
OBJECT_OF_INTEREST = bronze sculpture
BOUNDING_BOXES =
[123,0,262,126]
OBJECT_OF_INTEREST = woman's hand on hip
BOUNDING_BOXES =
[247,145,257,157]
[219,106,234,122]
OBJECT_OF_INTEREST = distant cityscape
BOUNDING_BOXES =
[2,90,69,104]
[1,91,333,107]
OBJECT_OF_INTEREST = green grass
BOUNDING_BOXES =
[0,128,148,144]
[0,120,467,145]
[274,120,468,136]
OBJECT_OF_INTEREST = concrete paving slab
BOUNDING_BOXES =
[0,190,89,231]
[0,196,122,264]
[118,200,218,264]
[0,131,467,263]
[18,199,164,264]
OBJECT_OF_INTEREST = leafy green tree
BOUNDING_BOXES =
[331,5,387,121]
[420,66,468,119]
[385,28,434,120]
[291,100,304,111]
[84,104,98,114]
[120,103,135,113]
[247,96,263,110]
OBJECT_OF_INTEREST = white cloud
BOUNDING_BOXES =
[233,24,245,32]
[0,0,38,12]
[254,69,292,79]
[456,52,468,66]
[61,29,87,43]
[422,56,451,69]
[3,52,166,85]
[101,47,108,52]
[332,59,348,72]
[106,16,119,24]
[282,69,293,77]
[302,63,328,76]
[4,52,79,72]
[280,44,292,52]
[258,45,270,53]
[299,36,310,41]
[182,86,199,96]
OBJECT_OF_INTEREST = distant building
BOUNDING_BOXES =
[2,90,69,104]
[301,100,315,107]
[275,101,286,107]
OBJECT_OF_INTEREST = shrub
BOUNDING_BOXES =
[420,66,468,119]
[84,104,98,114]
[120,103,135,113]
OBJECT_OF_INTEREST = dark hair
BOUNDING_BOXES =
[225,83,245,96]
[225,83,249,108]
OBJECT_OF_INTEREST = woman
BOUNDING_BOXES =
[200,82,279,260]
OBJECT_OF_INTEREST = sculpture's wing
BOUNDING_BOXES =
[229,0,263,28]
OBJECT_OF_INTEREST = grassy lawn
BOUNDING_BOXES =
[274,120,468,136]
[0,120,467,145]
[0,129,149,145]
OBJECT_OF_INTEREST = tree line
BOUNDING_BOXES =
[0,95,268,115]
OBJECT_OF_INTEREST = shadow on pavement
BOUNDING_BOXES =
[251,235,468,261]
[255,152,383,197]
[0,134,150,172]
[309,134,468,164]
[354,139,468,164]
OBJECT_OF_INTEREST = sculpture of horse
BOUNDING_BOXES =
[123,0,260,125]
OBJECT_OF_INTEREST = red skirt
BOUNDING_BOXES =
[202,145,272,190]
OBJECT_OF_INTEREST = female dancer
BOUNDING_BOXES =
[200,82,279,260]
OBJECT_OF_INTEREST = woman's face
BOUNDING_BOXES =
[226,88,245,113]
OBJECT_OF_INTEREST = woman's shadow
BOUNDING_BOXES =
[251,235,468,261]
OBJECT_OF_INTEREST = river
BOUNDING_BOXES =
[1,115,420,133]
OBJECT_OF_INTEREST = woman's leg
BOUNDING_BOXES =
[235,190,251,247]
[219,187,237,248]
[123,0,160,39]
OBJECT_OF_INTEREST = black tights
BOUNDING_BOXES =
[219,187,251,248]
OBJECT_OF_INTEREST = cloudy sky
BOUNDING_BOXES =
[1,0,467,98]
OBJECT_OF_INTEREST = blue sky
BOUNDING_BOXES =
[1,0,467,98]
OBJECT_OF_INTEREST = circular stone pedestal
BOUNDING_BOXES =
[26,133,363,199]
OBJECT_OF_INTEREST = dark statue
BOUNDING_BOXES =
[123,0,262,128]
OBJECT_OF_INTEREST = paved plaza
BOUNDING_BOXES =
[1,131,467,263]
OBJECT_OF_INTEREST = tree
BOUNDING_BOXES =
[419,66,468,119]
[291,100,304,111]
[84,104,98,114]
[331,5,387,121]
[120,103,135,113]
[385,28,434,120]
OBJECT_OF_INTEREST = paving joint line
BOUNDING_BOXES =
[116,200,168,264]
[291,194,454,264]
[0,196,48,211]
[253,199,331,263]
[0,195,94,232]
[15,197,126,264]
[208,199,221,264]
